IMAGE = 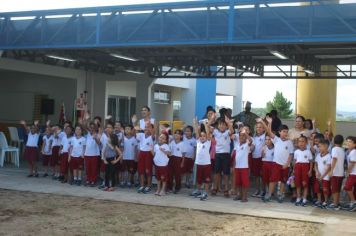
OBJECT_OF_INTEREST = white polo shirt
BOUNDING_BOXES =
[70,136,86,158]
[139,118,155,130]
[235,142,249,168]
[263,146,274,162]
[136,133,154,152]
[153,143,170,166]
[331,146,345,177]
[123,136,138,161]
[252,133,266,158]
[272,136,294,165]
[53,131,65,147]
[26,133,39,147]
[294,149,313,164]
[195,140,211,165]
[170,140,186,158]
[348,149,356,176]
[315,153,332,181]
[84,134,100,156]
[213,129,231,153]
[183,136,196,159]
[42,135,53,155]
[60,135,71,154]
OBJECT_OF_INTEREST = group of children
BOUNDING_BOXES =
[21,106,356,211]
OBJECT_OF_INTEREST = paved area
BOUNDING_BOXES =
[0,166,355,235]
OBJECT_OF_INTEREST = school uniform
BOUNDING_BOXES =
[42,135,53,167]
[314,153,331,196]
[251,133,266,177]
[103,144,118,188]
[195,140,212,185]
[213,129,231,175]
[181,136,196,174]
[115,131,125,173]
[84,133,100,183]
[168,140,186,191]
[51,131,65,167]
[24,132,40,164]
[270,136,294,183]
[294,149,313,188]
[262,146,275,186]
[139,118,155,130]
[99,133,109,173]
[234,142,250,188]
[153,143,170,181]
[344,149,356,194]
[69,136,86,170]
[330,146,345,194]
[59,135,71,175]
[136,133,154,176]
[123,136,138,174]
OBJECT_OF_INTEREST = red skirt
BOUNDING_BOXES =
[24,147,39,162]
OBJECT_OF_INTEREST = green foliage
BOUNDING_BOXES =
[251,107,268,117]
[266,91,293,119]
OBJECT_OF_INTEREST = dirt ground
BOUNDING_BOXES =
[0,189,321,236]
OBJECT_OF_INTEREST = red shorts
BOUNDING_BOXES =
[344,175,356,191]
[50,146,60,167]
[271,163,289,183]
[137,151,153,176]
[156,166,168,181]
[235,168,250,188]
[313,179,330,195]
[331,176,344,193]
[69,157,84,170]
[181,158,194,174]
[42,154,51,166]
[60,152,69,174]
[262,161,274,185]
[24,147,39,163]
[196,164,211,185]
[251,158,262,177]
[294,163,310,188]
[123,160,136,174]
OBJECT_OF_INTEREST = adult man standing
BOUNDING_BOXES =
[233,101,258,135]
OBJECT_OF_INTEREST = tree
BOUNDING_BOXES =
[266,91,293,119]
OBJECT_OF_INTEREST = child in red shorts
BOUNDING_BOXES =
[182,126,196,188]
[122,125,138,187]
[343,136,356,212]
[21,120,40,177]
[68,125,86,186]
[152,133,171,196]
[191,117,213,201]
[313,139,331,208]
[251,122,266,197]
[293,135,313,207]
[233,128,253,202]
[168,129,186,193]
[261,135,274,197]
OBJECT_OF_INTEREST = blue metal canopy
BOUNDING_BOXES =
[1,0,356,49]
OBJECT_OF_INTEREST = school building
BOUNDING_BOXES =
[1,0,356,133]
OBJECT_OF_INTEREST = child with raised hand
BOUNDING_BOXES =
[168,129,186,194]
[343,136,356,212]
[41,126,54,177]
[260,117,294,203]
[293,135,313,207]
[21,120,40,177]
[261,134,274,197]
[251,121,266,197]
[212,115,234,198]
[327,134,345,210]
[102,133,123,191]
[233,128,253,202]
[152,133,171,196]
[182,125,196,188]
[191,117,212,201]
[313,139,331,208]
[68,125,86,186]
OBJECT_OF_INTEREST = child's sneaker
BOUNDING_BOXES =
[259,191,266,198]
[349,202,356,212]
[321,202,328,209]
[252,190,260,198]
[313,201,322,208]
[327,203,340,210]
[295,199,302,206]
[263,195,272,203]
[43,173,48,177]
[301,200,308,207]
[119,182,125,188]
[127,182,132,188]
[200,192,208,201]
[143,186,151,194]
[190,189,201,197]
[277,195,284,203]
[137,186,144,193]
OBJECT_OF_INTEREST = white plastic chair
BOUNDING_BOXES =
[0,132,20,167]
[8,127,24,150]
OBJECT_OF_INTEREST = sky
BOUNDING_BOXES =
[1,0,355,112]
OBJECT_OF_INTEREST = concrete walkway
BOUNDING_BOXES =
[0,167,355,235]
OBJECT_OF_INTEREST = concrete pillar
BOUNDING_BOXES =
[135,75,155,115]
[180,79,196,124]
[296,66,337,133]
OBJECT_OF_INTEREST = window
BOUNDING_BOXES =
[107,96,136,124]
[154,90,170,104]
